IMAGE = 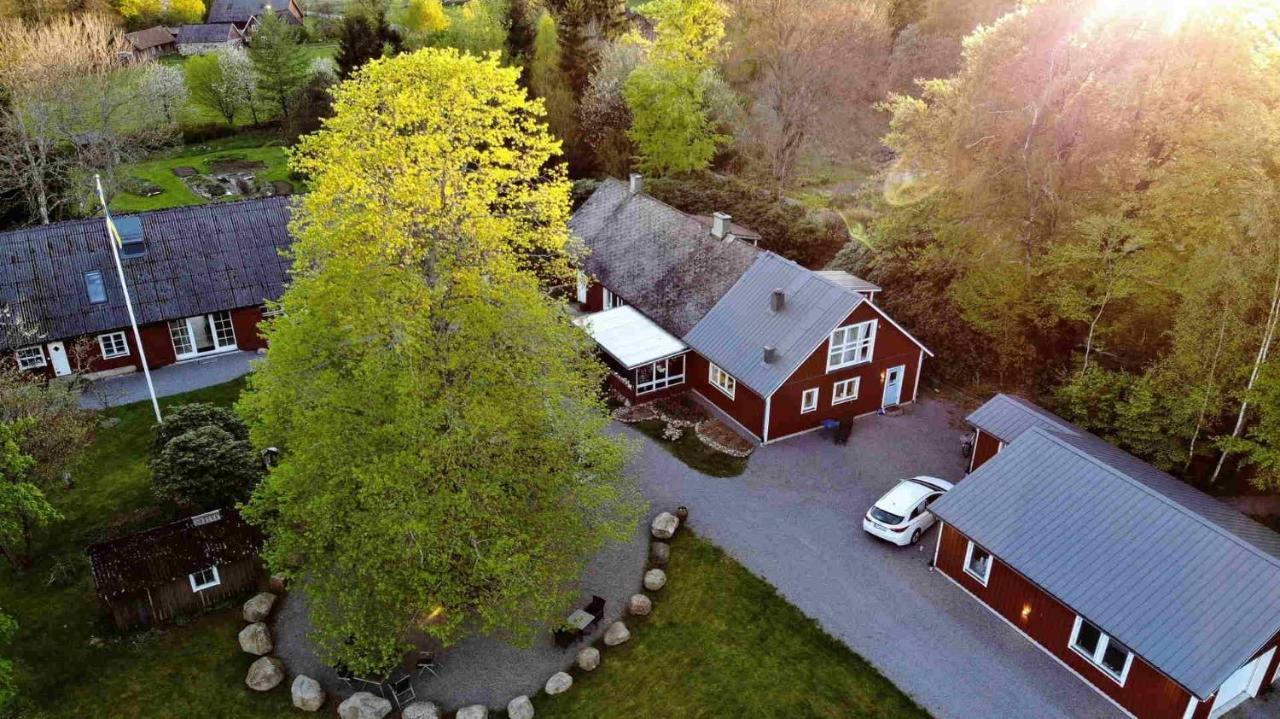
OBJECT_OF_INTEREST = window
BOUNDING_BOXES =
[801,387,819,413]
[827,320,876,371]
[708,363,736,399]
[211,310,236,347]
[188,565,221,592]
[963,540,992,586]
[1070,616,1134,685]
[170,311,237,359]
[832,377,860,405]
[84,271,107,304]
[15,346,45,371]
[604,288,626,309]
[635,355,686,394]
[97,332,129,359]
[169,319,194,356]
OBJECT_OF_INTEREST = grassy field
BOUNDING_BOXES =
[111,134,294,213]
[1,378,922,719]
[535,531,929,718]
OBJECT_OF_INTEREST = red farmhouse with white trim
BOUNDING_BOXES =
[570,175,932,444]
[0,197,291,379]
[933,394,1280,719]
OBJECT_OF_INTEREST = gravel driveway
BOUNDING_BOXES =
[621,396,1125,719]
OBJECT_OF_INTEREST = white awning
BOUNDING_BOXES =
[573,306,687,369]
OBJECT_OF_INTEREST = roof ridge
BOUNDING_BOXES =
[599,176,764,257]
[1025,426,1280,572]
[994,393,1080,434]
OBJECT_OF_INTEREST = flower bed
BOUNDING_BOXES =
[653,395,708,427]
[695,419,754,458]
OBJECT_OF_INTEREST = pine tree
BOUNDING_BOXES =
[556,0,597,96]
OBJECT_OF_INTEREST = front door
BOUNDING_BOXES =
[882,364,905,407]
[46,341,72,376]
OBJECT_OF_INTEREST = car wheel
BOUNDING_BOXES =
[910,529,921,545]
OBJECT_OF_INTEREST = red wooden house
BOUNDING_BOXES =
[0,197,291,379]
[932,394,1280,719]
[571,176,932,444]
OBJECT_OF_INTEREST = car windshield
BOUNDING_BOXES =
[870,507,903,525]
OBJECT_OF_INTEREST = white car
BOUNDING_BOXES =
[862,476,954,546]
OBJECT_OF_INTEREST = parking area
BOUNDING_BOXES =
[620,396,1125,719]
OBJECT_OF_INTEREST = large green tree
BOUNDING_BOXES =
[240,48,641,675]
[0,420,60,571]
[248,10,311,120]
[868,0,1280,479]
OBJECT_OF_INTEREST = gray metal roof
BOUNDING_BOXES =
[0,197,292,350]
[814,270,880,294]
[683,253,865,397]
[965,392,1081,443]
[570,178,760,336]
[933,417,1280,699]
[177,23,242,44]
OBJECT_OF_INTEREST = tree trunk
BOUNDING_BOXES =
[1211,259,1280,483]
[1185,313,1230,471]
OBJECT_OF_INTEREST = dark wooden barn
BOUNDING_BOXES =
[87,509,265,631]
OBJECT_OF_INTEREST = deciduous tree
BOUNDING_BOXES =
[0,420,60,571]
[240,49,640,675]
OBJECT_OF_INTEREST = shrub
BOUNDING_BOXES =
[152,402,249,453]
[645,172,847,268]
[151,425,262,509]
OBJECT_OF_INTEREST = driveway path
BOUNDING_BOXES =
[78,350,256,409]
[621,397,1124,719]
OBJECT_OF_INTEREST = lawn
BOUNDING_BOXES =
[535,531,929,718]
[0,377,289,719]
[632,419,748,478]
[111,134,294,213]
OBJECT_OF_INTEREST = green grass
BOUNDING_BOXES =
[111,134,294,213]
[535,531,930,719]
[0,378,292,719]
[632,419,748,478]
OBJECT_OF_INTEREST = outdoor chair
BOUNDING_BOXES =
[391,674,416,708]
[416,651,439,679]
[585,595,606,630]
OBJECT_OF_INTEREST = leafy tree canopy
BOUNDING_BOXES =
[240,48,641,675]
[0,419,60,570]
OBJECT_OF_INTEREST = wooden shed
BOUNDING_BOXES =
[87,508,265,631]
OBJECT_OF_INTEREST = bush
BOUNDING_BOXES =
[645,172,847,268]
[152,402,249,453]
[151,425,262,509]
[180,123,243,145]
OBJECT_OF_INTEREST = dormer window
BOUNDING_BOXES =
[84,271,107,304]
[115,216,146,258]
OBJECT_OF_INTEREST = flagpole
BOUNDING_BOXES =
[94,175,163,424]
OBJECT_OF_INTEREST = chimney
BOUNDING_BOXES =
[711,211,731,240]
[629,173,643,195]
[770,288,785,312]
[763,346,776,364]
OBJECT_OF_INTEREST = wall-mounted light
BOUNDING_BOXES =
[1020,604,1033,622]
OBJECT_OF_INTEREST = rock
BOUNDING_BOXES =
[244,656,285,691]
[238,622,273,655]
[401,701,441,719]
[576,646,600,671]
[650,541,670,566]
[338,692,392,719]
[644,568,667,591]
[650,511,679,539]
[629,594,652,616]
[268,574,288,593]
[604,620,631,646]
[243,592,278,622]
[507,695,535,719]
[456,705,488,719]
[290,675,324,712]
[545,671,573,695]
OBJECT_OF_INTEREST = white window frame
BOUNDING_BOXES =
[84,270,107,304]
[169,311,238,360]
[963,540,992,586]
[826,320,877,372]
[635,355,686,395]
[97,331,130,360]
[1069,616,1134,686]
[15,345,46,371]
[604,288,626,310]
[708,362,736,399]
[832,377,860,405]
[188,565,221,592]
[800,387,819,413]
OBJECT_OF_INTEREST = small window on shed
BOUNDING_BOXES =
[963,540,991,586]
[84,271,107,304]
[188,565,221,592]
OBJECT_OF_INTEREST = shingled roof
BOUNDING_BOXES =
[208,0,301,24]
[933,397,1280,700]
[0,197,292,350]
[87,509,262,600]
[124,25,176,51]
[177,23,243,44]
[571,178,760,336]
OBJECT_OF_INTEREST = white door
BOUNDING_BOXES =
[576,272,588,304]
[46,341,72,376]
[1210,648,1275,719]
[882,364,905,407]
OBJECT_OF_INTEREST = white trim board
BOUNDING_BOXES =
[934,568,1140,719]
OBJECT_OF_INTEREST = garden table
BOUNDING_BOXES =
[566,609,594,631]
